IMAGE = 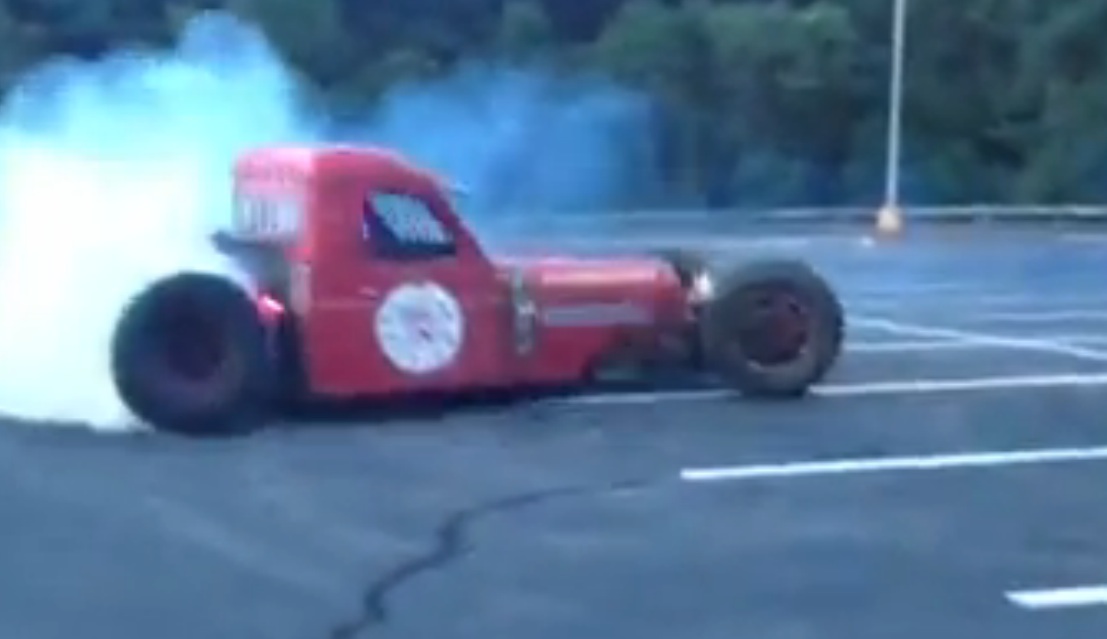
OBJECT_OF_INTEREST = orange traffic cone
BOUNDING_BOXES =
[874,203,904,238]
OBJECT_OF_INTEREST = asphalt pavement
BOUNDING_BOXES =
[3,224,1107,639]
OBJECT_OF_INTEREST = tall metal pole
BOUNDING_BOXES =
[883,0,907,209]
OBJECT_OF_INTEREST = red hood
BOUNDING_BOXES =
[493,254,674,286]
[492,253,688,328]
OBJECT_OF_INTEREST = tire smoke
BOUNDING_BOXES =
[0,11,651,431]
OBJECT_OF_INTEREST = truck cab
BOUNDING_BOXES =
[230,145,691,396]
[111,145,843,434]
[232,145,511,398]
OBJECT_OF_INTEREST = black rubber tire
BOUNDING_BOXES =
[700,259,844,397]
[110,272,274,435]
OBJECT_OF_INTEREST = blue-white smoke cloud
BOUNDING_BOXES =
[360,66,653,221]
[0,11,652,431]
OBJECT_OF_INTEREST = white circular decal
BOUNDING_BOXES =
[374,282,465,375]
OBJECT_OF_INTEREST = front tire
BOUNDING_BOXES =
[110,272,273,435]
[700,259,844,397]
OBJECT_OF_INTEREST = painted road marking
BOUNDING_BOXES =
[1006,585,1107,610]
[968,310,1107,323]
[843,282,990,297]
[1062,233,1107,244]
[1054,334,1107,346]
[815,374,1107,396]
[852,315,1107,362]
[847,339,987,353]
[559,372,1107,407]
[849,295,1107,313]
[680,445,1107,483]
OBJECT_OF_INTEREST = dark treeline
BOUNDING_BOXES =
[1,0,1105,207]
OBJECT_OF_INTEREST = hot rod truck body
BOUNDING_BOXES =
[110,145,844,434]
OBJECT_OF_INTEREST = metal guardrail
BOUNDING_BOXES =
[489,205,1107,230]
[748,205,1107,223]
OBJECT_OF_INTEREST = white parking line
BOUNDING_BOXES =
[680,445,1107,483]
[1006,585,1107,610]
[1062,233,1107,244]
[852,315,1107,362]
[816,373,1107,396]
[1053,334,1107,346]
[849,294,1107,313]
[560,372,1107,407]
[846,339,986,353]
[846,283,989,297]
[969,310,1107,323]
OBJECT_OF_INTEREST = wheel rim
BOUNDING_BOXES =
[730,285,812,367]
[158,309,223,380]
[143,298,236,398]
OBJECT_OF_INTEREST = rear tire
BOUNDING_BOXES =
[700,259,843,397]
[110,272,273,435]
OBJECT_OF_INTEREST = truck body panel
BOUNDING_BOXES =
[223,145,693,400]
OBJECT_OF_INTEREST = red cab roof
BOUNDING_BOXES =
[234,144,442,185]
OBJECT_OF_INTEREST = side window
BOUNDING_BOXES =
[363,192,456,260]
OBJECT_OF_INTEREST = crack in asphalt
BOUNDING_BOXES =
[326,476,662,638]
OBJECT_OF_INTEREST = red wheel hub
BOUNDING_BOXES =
[143,299,236,401]
[734,287,812,366]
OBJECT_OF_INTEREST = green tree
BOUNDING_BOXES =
[496,0,554,62]
[0,0,1106,206]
